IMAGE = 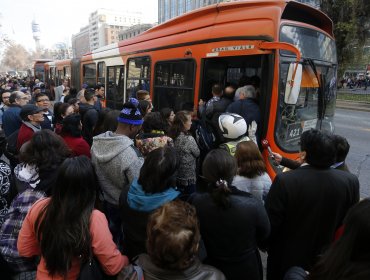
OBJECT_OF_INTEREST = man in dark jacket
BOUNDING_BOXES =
[199,85,235,145]
[265,129,360,280]
[2,91,29,137]
[227,85,261,142]
[34,93,53,130]
[272,134,352,172]
[80,88,99,146]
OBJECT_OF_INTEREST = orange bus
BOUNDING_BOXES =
[33,59,53,81]
[44,59,80,88]
[45,0,339,177]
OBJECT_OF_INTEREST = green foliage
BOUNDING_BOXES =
[337,91,370,102]
[320,0,370,72]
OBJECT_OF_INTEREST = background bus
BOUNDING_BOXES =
[34,59,53,82]
[39,0,338,178]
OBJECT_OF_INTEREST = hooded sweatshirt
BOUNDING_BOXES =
[91,131,144,206]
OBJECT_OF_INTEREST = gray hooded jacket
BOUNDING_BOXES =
[91,131,144,206]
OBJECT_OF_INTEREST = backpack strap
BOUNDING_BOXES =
[133,265,144,280]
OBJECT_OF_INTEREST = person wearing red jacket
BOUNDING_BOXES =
[60,113,91,158]
[16,104,44,151]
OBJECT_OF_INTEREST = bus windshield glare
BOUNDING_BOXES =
[280,25,337,63]
[276,26,337,152]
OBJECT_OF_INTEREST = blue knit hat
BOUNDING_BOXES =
[117,98,143,125]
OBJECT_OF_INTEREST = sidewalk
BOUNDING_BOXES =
[336,100,370,112]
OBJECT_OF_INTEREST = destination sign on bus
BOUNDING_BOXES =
[212,45,255,52]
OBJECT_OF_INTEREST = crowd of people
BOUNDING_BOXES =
[340,75,369,90]
[0,75,367,280]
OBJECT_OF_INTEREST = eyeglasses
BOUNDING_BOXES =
[2,96,10,99]
[37,99,50,102]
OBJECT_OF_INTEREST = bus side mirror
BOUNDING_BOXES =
[284,63,302,105]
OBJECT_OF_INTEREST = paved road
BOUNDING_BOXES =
[338,88,370,94]
[334,108,370,198]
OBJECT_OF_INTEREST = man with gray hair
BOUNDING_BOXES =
[2,91,29,137]
[226,85,261,142]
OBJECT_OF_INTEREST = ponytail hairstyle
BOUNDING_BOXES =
[35,156,99,277]
[202,149,237,209]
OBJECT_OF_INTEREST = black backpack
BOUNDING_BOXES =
[4,129,20,166]
[193,119,216,153]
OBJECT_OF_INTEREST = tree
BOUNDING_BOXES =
[320,0,356,71]
[320,0,370,72]
[1,43,32,70]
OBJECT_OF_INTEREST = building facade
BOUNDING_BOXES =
[72,9,143,57]
[71,25,90,58]
[88,9,142,51]
[118,23,155,41]
[158,0,321,23]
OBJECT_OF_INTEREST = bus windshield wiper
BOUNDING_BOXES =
[304,58,326,129]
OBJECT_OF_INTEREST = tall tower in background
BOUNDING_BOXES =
[31,19,41,51]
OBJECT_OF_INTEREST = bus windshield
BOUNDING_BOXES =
[280,25,337,63]
[275,25,337,152]
[276,61,337,152]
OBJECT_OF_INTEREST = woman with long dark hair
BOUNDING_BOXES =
[168,111,199,197]
[54,103,74,134]
[17,156,129,279]
[120,146,180,260]
[160,107,175,132]
[189,149,270,280]
[138,100,152,118]
[15,129,71,195]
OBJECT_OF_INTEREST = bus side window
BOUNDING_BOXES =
[154,59,195,112]
[97,62,106,86]
[126,56,151,102]
[57,70,63,86]
[50,67,56,85]
[64,66,71,80]
[83,63,97,87]
[106,66,125,110]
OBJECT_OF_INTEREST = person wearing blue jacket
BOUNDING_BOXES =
[119,146,180,260]
[2,92,29,137]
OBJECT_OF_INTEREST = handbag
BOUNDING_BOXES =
[78,256,115,280]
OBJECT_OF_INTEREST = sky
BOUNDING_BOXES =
[0,0,158,52]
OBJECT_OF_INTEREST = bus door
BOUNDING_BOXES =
[200,54,273,138]
[82,63,97,88]
[126,57,151,102]
[49,67,56,86]
[57,70,63,86]
[34,64,45,81]
[64,66,71,86]
[106,65,125,110]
